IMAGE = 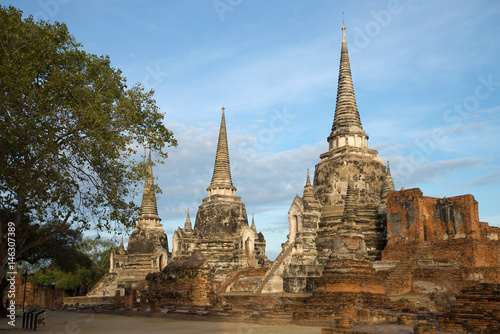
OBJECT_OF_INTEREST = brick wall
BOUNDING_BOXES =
[146,253,214,307]
[438,283,500,333]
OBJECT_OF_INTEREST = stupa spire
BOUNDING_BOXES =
[381,161,396,202]
[207,107,237,196]
[303,168,315,199]
[138,151,160,221]
[184,208,192,231]
[251,214,256,232]
[328,26,368,151]
[117,236,126,254]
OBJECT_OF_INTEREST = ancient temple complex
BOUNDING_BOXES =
[86,26,499,331]
[171,108,267,271]
[88,156,170,297]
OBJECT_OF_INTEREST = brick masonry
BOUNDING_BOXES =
[438,283,500,333]
[146,253,215,307]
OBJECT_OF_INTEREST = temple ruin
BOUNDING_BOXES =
[88,156,170,297]
[171,108,267,273]
[85,25,500,332]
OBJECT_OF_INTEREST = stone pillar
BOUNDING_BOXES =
[124,288,133,311]
[149,299,159,313]
[140,292,147,305]
[114,290,121,304]
[132,289,137,306]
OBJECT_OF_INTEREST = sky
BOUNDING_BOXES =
[7,0,500,260]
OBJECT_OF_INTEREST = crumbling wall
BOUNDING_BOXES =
[146,254,214,307]
[386,188,486,242]
[439,283,500,333]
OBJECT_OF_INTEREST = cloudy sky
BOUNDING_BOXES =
[8,0,500,259]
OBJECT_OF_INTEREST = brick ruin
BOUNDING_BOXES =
[438,283,500,333]
[145,253,214,308]
[379,188,500,297]
[2,272,64,310]
[86,25,500,333]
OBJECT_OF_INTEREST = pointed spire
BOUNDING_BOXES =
[207,107,237,196]
[117,236,126,254]
[381,161,395,201]
[303,168,315,199]
[138,151,161,221]
[342,180,358,225]
[184,208,192,232]
[328,26,368,150]
[251,214,256,232]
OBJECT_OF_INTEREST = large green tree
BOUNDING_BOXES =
[0,5,177,316]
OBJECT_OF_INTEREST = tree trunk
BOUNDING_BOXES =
[0,276,8,318]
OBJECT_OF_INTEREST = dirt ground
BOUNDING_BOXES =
[0,311,458,334]
[0,311,322,334]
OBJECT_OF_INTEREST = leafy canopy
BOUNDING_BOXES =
[0,5,177,232]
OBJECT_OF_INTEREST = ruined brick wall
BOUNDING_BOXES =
[438,283,500,333]
[2,273,35,309]
[386,188,485,243]
[384,188,500,267]
[382,239,500,267]
[146,254,214,307]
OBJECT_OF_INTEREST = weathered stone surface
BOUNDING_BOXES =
[146,253,215,307]
[172,109,267,276]
[127,228,168,254]
[195,200,247,236]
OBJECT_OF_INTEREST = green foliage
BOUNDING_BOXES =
[28,237,117,292]
[0,5,177,232]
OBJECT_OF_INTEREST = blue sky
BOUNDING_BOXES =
[8,0,500,259]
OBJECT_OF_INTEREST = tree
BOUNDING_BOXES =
[0,6,177,316]
[28,238,117,296]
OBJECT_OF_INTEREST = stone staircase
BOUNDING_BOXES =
[385,259,417,296]
[385,243,432,296]
[230,269,268,292]
[254,241,294,294]
[215,269,246,295]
